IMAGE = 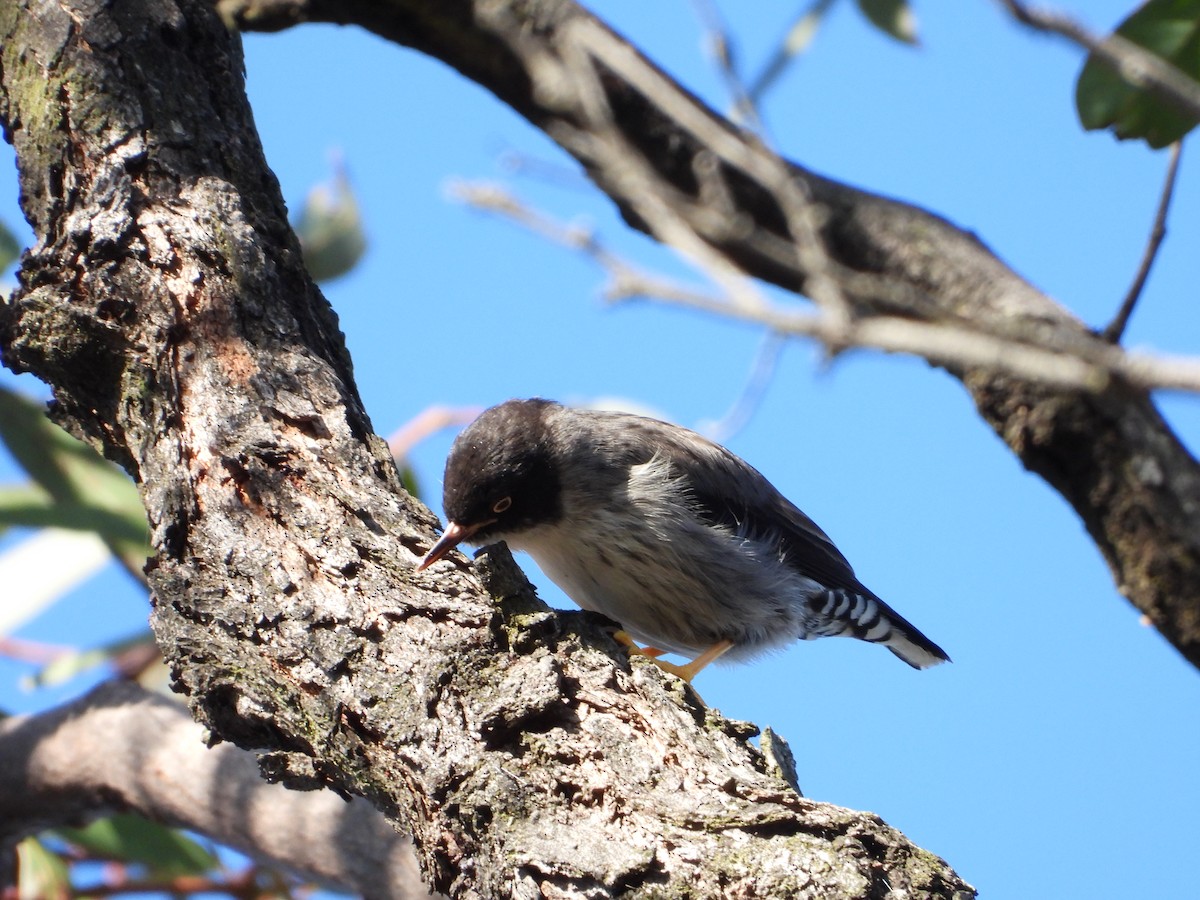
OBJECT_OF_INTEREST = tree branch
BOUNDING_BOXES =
[1103,140,1183,343]
[223,0,1200,668]
[0,1,972,897]
[0,681,431,898]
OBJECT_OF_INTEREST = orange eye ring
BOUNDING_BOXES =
[492,496,512,514]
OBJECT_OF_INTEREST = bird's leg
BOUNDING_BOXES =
[650,639,734,683]
[611,630,669,658]
[612,631,734,682]
[614,633,734,684]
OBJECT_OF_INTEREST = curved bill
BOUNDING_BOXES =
[417,521,487,570]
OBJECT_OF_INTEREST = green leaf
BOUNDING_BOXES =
[295,163,367,282]
[1076,0,1200,147]
[0,220,19,273]
[0,483,144,540]
[856,0,919,45]
[0,387,151,573]
[55,814,218,877]
[16,837,70,900]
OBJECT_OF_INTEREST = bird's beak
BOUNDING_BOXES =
[417,520,488,571]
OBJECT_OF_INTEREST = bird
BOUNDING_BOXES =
[417,398,949,681]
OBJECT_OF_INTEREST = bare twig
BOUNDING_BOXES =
[387,404,483,460]
[447,181,725,306]
[1103,140,1183,343]
[72,867,264,899]
[701,331,786,443]
[999,0,1200,121]
[747,0,836,107]
[553,16,953,328]
[497,148,593,191]
[452,180,1200,394]
[554,16,858,329]
[689,0,763,130]
[0,636,73,666]
[547,20,777,313]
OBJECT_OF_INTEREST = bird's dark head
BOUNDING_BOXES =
[418,399,563,569]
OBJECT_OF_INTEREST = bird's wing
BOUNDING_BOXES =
[597,410,868,594]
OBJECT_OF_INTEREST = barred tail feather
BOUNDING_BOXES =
[809,588,950,669]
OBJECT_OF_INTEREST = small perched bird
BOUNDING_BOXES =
[418,399,949,680]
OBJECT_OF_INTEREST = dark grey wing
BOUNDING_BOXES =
[648,424,952,666]
[674,440,868,593]
[698,472,863,591]
[590,409,867,593]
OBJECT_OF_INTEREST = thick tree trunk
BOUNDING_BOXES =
[0,1,973,897]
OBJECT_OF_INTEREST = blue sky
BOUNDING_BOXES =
[2,1,1199,896]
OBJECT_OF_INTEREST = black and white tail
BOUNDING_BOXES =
[807,588,950,669]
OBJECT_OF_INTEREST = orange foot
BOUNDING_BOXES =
[612,632,734,683]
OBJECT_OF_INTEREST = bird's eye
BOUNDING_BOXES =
[492,496,512,514]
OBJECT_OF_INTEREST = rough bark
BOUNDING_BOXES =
[222,0,1200,671]
[0,1,973,898]
[0,681,430,898]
